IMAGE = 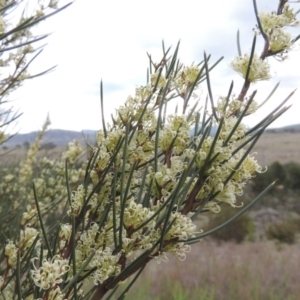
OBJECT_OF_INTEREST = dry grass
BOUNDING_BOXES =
[253,132,300,166]
[0,147,61,165]
[0,146,88,167]
[109,240,300,300]
[1,132,299,167]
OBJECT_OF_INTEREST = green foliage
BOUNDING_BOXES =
[284,162,300,190]
[251,161,285,193]
[252,161,300,192]
[40,141,57,150]
[266,221,297,244]
[209,206,254,243]
[23,141,30,149]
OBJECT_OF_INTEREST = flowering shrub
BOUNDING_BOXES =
[0,118,84,243]
[0,0,72,145]
[1,0,300,299]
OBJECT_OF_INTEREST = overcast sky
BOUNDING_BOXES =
[9,0,300,133]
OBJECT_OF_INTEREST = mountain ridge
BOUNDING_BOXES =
[2,129,97,148]
[2,124,300,148]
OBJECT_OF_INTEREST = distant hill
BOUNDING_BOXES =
[2,129,97,148]
[265,124,300,134]
[2,124,300,156]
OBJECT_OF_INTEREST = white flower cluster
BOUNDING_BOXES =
[146,157,185,198]
[231,2,300,79]
[62,141,83,165]
[258,4,300,56]
[31,255,69,290]
[17,226,39,250]
[89,248,121,284]
[5,240,18,267]
[159,115,192,154]
[230,53,271,82]
[151,72,167,89]
[123,200,155,230]
[175,65,204,94]
[216,95,259,117]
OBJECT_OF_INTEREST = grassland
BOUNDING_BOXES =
[0,145,89,167]
[107,240,300,300]
[252,132,300,166]
[1,131,299,166]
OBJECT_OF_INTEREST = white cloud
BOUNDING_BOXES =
[7,0,300,133]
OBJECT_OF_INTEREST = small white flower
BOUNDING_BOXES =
[268,27,292,52]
